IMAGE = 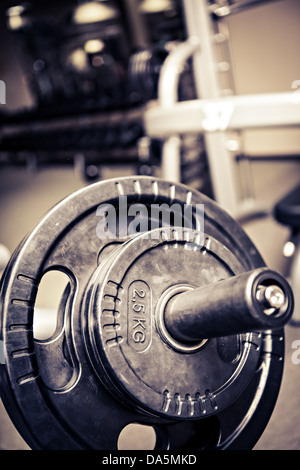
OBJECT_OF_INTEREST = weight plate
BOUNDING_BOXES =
[86,227,261,420]
[0,176,285,449]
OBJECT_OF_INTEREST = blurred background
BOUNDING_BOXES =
[0,0,299,450]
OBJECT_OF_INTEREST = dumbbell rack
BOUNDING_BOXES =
[143,0,300,219]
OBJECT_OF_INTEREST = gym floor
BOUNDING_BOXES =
[0,0,300,451]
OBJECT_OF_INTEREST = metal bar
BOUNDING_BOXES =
[236,154,300,162]
[117,0,149,49]
[144,92,300,136]
[158,39,200,108]
[157,39,200,183]
[209,0,282,17]
[164,268,294,342]
[165,0,241,214]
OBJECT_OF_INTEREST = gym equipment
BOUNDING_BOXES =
[0,176,293,450]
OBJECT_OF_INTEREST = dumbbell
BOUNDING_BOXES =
[0,176,293,450]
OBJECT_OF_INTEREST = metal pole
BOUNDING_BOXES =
[182,0,239,214]
[164,268,294,342]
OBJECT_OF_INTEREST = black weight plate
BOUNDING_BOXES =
[0,176,284,449]
[86,227,262,420]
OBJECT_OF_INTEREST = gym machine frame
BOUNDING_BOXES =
[143,0,300,219]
